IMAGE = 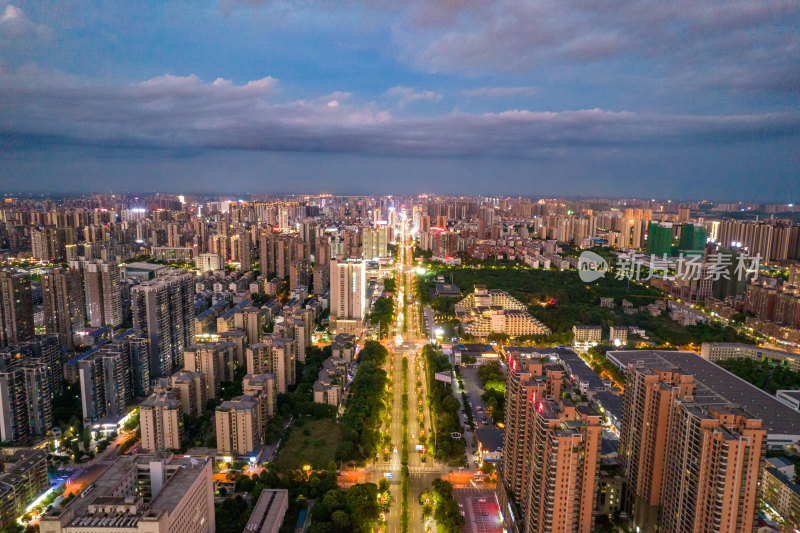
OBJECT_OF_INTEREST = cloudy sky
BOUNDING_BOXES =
[1,1,798,200]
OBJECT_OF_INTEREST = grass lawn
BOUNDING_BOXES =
[272,418,341,471]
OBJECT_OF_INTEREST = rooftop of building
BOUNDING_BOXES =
[765,467,800,498]
[607,350,800,437]
[475,426,504,453]
[244,489,289,533]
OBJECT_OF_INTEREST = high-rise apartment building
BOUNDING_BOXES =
[243,373,276,420]
[216,395,261,456]
[76,259,123,329]
[77,335,149,423]
[362,225,389,259]
[0,271,34,347]
[0,450,49,531]
[234,231,252,271]
[233,306,267,346]
[329,257,366,321]
[131,270,195,378]
[140,390,184,453]
[522,398,601,533]
[0,360,52,441]
[41,267,85,348]
[168,371,207,418]
[498,348,600,533]
[646,221,674,257]
[183,342,236,400]
[613,351,767,532]
[245,337,295,393]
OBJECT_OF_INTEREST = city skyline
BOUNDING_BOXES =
[2,1,798,200]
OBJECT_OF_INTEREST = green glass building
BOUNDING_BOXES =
[646,221,673,256]
[678,223,707,254]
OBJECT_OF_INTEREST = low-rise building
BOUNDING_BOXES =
[609,326,628,345]
[39,453,214,533]
[572,325,602,343]
[700,342,800,371]
[243,489,289,533]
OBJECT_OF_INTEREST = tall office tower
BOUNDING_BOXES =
[131,270,195,378]
[140,390,184,453]
[215,395,262,456]
[183,342,235,400]
[646,221,674,256]
[521,398,601,533]
[499,352,563,519]
[0,361,52,442]
[362,225,389,259]
[169,371,207,418]
[40,453,215,533]
[233,307,266,347]
[0,271,34,347]
[234,231,252,271]
[619,361,766,532]
[329,258,366,320]
[79,259,123,329]
[41,267,85,348]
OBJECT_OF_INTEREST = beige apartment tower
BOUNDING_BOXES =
[140,390,184,453]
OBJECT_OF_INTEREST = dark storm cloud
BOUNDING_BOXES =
[2,71,797,159]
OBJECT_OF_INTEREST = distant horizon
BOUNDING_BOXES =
[1,188,797,206]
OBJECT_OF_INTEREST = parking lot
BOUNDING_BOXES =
[454,488,503,533]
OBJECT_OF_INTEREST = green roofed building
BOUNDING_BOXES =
[646,221,673,257]
[678,223,707,255]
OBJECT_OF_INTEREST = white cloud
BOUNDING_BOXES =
[384,85,442,109]
[461,86,539,98]
[1,4,22,21]
[0,4,54,54]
